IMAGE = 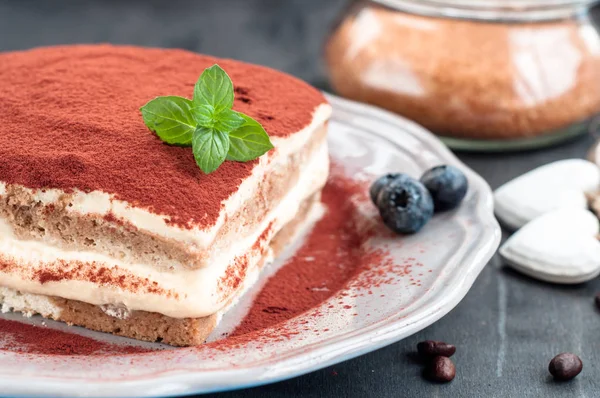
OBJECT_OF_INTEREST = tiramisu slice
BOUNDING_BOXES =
[0,45,331,346]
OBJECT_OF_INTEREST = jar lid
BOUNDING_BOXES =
[372,0,598,21]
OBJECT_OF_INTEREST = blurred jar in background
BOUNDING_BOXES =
[325,0,600,150]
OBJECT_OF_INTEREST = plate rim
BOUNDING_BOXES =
[0,93,501,397]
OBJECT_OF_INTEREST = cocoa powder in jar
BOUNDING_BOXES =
[325,4,600,140]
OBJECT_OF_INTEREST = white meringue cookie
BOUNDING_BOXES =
[494,159,599,230]
[500,208,600,284]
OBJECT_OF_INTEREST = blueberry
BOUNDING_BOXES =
[376,177,434,234]
[420,165,468,212]
[369,173,404,204]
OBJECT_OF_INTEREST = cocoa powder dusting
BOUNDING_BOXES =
[218,221,275,295]
[219,255,250,295]
[0,318,150,356]
[230,173,365,336]
[0,44,326,229]
[228,166,397,338]
[0,257,176,298]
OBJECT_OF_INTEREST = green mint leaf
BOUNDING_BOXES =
[141,64,273,174]
[191,104,215,128]
[192,127,230,174]
[227,114,274,162]
[140,96,196,145]
[214,109,245,133]
[193,64,234,113]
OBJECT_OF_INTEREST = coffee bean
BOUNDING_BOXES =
[417,340,456,358]
[549,353,582,381]
[424,356,455,383]
[595,293,600,310]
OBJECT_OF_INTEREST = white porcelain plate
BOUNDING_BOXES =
[0,95,501,397]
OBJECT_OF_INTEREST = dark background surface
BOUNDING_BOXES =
[1,1,599,397]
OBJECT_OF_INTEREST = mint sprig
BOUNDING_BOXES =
[141,65,274,174]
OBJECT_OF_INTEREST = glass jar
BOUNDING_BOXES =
[324,0,600,151]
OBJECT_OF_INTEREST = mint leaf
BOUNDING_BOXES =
[214,109,245,133]
[140,96,196,145]
[191,105,215,128]
[141,64,274,174]
[192,127,230,174]
[227,115,274,162]
[193,65,234,113]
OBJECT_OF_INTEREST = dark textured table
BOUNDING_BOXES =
[1,1,599,397]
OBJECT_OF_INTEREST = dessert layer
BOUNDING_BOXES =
[0,111,330,270]
[0,192,321,346]
[0,44,328,229]
[0,139,329,318]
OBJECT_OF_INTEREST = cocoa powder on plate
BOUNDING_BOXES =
[0,318,150,355]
